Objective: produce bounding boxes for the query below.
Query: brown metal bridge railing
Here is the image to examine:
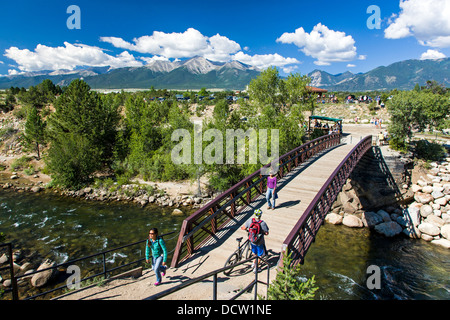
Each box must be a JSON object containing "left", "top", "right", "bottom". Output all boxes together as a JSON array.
[
  {"left": 170, "top": 133, "right": 341, "bottom": 268},
  {"left": 280, "top": 135, "right": 373, "bottom": 266}
]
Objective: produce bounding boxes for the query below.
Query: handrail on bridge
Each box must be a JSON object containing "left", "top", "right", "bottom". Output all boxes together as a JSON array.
[
  {"left": 1, "top": 232, "right": 175, "bottom": 300},
  {"left": 171, "top": 133, "right": 341, "bottom": 268},
  {"left": 281, "top": 135, "right": 373, "bottom": 266},
  {"left": 146, "top": 255, "right": 270, "bottom": 300}
]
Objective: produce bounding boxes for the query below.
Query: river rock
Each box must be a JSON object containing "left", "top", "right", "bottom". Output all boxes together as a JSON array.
[
  {"left": 342, "top": 215, "right": 363, "bottom": 228},
  {"left": 325, "top": 213, "right": 343, "bottom": 225},
  {"left": 31, "top": 259, "right": 55, "bottom": 288},
  {"left": 431, "top": 190, "right": 444, "bottom": 199},
  {"left": 171, "top": 209, "right": 183, "bottom": 216},
  {"left": 431, "top": 238, "right": 450, "bottom": 249},
  {"left": 414, "top": 192, "right": 434, "bottom": 204},
  {"left": 376, "top": 209, "right": 391, "bottom": 222},
  {"left": 374, "top": 221, "right": 403, "bottom": 237},
  {"left": 418, "top": 223, "right": 441, "bottom": 237},
  {"left": 435, "top": 197, "right": 448, "bottom": 206},
  {"left": 425, "top": 215, "right": 445, "bottom": 228},
  {"left": 422, "top": 186, "right": 433, "bottom": 194},
  {"left": 440, "top": 224, "right": 450, "bottom": 240},
  {"left": 419, "top": 205, "right": 433, "bottom": 218},
  {"left": 361, "top": 211, "right": 383, "bottom": 228},
  {"left": 30, "top": 186, "right": 41, "bottom": 193},
  {"left": 0, "top": 253, "right": 8, "bottom": 264}
]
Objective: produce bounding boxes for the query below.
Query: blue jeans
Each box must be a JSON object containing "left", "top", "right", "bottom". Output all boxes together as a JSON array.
[
  {"left": 266, "top": 188, "right": 275, "bottom": 208},
  {"left": 152, "top": 255, "right": 166, "bottom": 283}
]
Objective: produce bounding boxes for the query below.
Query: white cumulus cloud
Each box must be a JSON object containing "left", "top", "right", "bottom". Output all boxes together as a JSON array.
[
  {"left": 101, "top": 28, "right": 241, "bottom": 62},
  {"left": 101, "top": 28, "right": 301, "bottom": 72},
  {"left": 232, "top": 51, "right": 300, "bottom": 73},
  {"left": 276, "top": 23, "right": 358, "bottom": 66},
  {"left": 385, "top": 0, "right": 450, "bottom": 48},
  {"left": 420, "top": 49, "right": 446, "bottom": 60},
  {"left": 4, "top": 42, "right": 143, "bottom": 72}
]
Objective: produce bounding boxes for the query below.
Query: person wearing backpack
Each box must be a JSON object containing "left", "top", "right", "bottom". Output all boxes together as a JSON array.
[
  {"left": 241, "top": 209, "right": 269, "bottom": 272},
  {"left": 145, "top": 228, "right": 168, "bottom": 286}
]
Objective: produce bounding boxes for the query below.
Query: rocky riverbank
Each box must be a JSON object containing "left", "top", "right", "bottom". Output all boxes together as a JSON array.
[
  {"left": 325, "top": 158, "right": 450, "bottom": 249},
  {"left": 0, "top": 170, "right": 211, "bottom": 211}
]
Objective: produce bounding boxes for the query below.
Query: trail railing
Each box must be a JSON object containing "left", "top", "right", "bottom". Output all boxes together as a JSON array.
[
  {"left": 147, "top": 255, "right": 270, "bottom": 300},
  {"left": 0, "top": 232, "right": 174, "bottom": 300},
  {"left": 171, "top": 133, "right": 341, "bottom": 268},
  {"left": 281, "top": 135, "right": 373, "bottom": 266}
]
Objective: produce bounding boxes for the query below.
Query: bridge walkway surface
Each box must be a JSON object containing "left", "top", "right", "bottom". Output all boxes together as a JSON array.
[{"left": 57, "top": 137, "right": 367, "bottom": 301}]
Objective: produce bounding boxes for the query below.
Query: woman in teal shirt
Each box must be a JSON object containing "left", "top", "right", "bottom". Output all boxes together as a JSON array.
[{"left": 145, "top": 228, "right": 168, "bottom": 286}]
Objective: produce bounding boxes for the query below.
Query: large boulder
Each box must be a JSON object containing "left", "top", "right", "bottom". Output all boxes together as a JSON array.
[
  {"left": 30, "top": 259, "right": 55, "bottom": 288},
  {"left": 342, "top": 215, "right": 363, "bottom": 228},
  {"left": 325, "top": 213, "right": 343, "bottom": 225},
  {"left": 361, "top": 211, "right": 383, "bottom": 228},
  {"left": 374, "top": 221, "right": 403, "bottom": 237}
]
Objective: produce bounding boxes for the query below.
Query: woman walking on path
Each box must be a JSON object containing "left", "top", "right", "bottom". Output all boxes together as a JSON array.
[
  {"left": 145, "top": 228, "right": 168, "bottom": 286},
  {"left": 266, "top": 171, "right": 277, "bottom": 210}
]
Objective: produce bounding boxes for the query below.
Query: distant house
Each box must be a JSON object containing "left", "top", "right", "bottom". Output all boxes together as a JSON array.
[{"left": 306, "top": 86, "right": 327, "bottom": 98}]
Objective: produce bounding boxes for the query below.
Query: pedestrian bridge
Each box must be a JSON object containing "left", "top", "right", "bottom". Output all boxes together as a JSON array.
[
  {"left": 171, "top": 134, "right": 373, "bottom": 272},
  {"left": 58, "top": 133, "right": 376, "bottom": 300}
]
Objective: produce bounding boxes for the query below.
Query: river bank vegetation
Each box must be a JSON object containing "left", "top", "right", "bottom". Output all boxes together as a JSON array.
[
  {"left": 1, "top": 68, "right": 312, "bottom": 193},
  {"left": 1, "top": 73, "right": 449, "bottom": 195}
]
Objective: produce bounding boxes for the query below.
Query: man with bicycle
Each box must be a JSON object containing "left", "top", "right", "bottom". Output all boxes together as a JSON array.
[{"left": 241, "top": 209, "right": 269, "bottom": 273}]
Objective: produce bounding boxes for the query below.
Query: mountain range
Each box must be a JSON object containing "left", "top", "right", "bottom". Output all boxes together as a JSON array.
[
  {"left": 0, "top": 57, "right": 260, "bottom": 91},
  {"left": 1, "top": 56, "right": 449, "bottom": 91},
  {"left": 308, "top": 58, "right": 450, "bottom": 91}
]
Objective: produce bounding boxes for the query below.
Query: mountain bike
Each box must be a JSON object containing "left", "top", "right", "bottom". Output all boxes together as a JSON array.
[{"left": 223, "top": 236, "right": 253, "bottom": 276}]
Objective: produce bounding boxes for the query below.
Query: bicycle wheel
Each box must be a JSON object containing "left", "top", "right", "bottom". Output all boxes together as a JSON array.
[{"left": 223, "top": 253, "right": 239, "bottom": 276}]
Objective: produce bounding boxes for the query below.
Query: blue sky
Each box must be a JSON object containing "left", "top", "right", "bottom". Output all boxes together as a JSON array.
[{"left": 1, "top": 0, "right": 449, "bottom": 77}]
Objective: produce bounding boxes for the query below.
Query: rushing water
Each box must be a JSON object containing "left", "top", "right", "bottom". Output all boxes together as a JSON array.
[{"left": 0, "top": 190, "right": 449, "bottom": 300}]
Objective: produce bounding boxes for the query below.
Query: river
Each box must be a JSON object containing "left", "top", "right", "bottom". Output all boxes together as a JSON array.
[{"left": 0, "top": 189, "right": 449, "bottom": 300}]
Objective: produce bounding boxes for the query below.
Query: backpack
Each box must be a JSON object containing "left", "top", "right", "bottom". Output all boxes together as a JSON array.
[{"left": 248, "top": 218, "right": 263, "bottom": 244}]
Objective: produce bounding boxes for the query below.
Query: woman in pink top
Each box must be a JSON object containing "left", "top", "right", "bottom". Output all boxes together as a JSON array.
[{"left": 266, "top": 171, "right": 277, "bottom": 210}]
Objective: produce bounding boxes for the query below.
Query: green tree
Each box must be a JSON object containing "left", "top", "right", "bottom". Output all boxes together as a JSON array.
[
  {"left": 388, "top": 90, "right": 450, "bottom": 150},
  {"left": 46, "top": 79, "right": 119, "bottom": 188},
  {"left": 266, "top": 252, "right": 318, "bottom": 300},
  {"left": 283, "top": 73, "right": 312, "bottom": 107},
  {"left": 24, "top": 105, "right": 46, "bottom": 159},
  {"left": 212, "top": 98, "right": 229, "bottom": 122},
  {"left": 248, "top": 66, "right": 281, "bottom": 109}
]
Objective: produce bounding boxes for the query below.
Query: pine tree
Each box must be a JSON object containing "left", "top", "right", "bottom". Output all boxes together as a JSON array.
[
  {"left": 24, "top": 105, "right": 46, "bottom": 160},
  {"left": 266, "top": 252, "right": 318, "bottom": 300},
  {"left": 46, "top": 79, "right": 119, "bottom": 188}
]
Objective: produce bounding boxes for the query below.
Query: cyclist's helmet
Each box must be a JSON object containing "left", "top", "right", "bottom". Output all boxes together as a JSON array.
[{"left": 254, "top": 209, "right": 262, "bottom": 218}]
